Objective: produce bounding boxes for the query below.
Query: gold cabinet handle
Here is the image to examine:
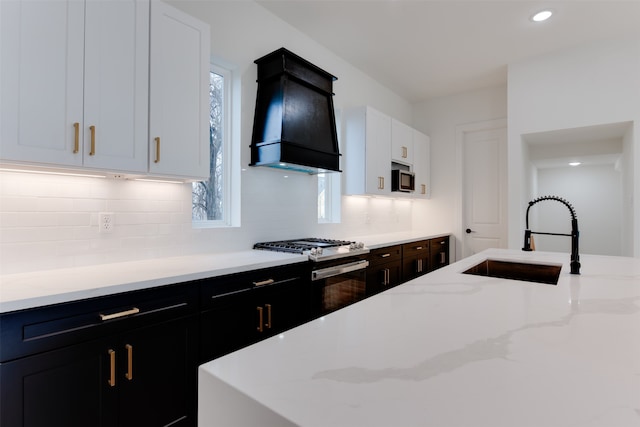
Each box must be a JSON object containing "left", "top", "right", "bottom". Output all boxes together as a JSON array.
[
  {"left": 378, "top": 176, "right": 384, "bottom": 190},
  {"left": 253, "top": 279, "right": 274, "bottom": 287},
  {"left": 125, "top": 344, "right": 133, "bottom": 381},
  {"left": 89, "top": 125, "right": 96, "bottom": 156},
  {"left": 416, "top": 246, "right": 423, "bottom": 250},
  {"left": 256, "top": 306, "right": 263, "bottom": 332},
  {"left": 99, "top": 307, "right": 140, "bottom": 321},
  {"left": 108, "top": 349, "right": 116, "bottom": 387},
  {"left": 154, "top": 137, "right": 160, "bottom": 163},
  {"left": 417, "top": 259, "right": 423, "bottom": 273},
  {"left": 380, "top": 253, "right": 391, "bottom": 258},
  {"left": 440, "top": 252, "right": 446, "bottom": 264},
  {"left": 421, "top": 184, "right": 426, "bottom": 195},
  {"left": 265, "top": 304, "right": 272, "bottom": 329},
  {"left": 402, "top": 146, "right": 408, "bottom": 158},
  {"left": 73, "top": 122, "right": 80, "bottom": 153}
]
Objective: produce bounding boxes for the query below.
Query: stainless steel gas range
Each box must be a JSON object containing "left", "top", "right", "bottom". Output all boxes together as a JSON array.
[{"left": 254, "top": 238, "right": 370, "bottom": 315}]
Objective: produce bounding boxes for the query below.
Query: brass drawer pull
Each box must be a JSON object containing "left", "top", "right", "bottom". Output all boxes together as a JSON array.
[
  {"left": 415, "top": 246, "right": 423, "bottom": 250},
  {"left": 125, "top": 344, "right": 133, "bottom": 381},
  {"left": 253, "top": 279, "right": 274, "bottom": 287},
  {"left": 380, "top": 253, "right": 391, "bottom": 258},
  {"left": 154, "top": 137, "right": 160, "bottom": 163},
  {"left": 378, "top": 176, "right": 384, "bottom": 190},
  {"left": 402, "top": 146, "right": 408, "bottom": 158},
  {"left": 421, "top": 184, "right": 426, "bottom": 194},
  {"left": 257, "top": 306, "right": 264, "bottom": 332},
  {"left": 108, "top": 349, "right": 116, "bottom": 387},
  {"left": 383, "top": 268, "right": 390, "bottom": 286},
  {"left": 89, "top": 125, "right": 96, "bottom": 156},
  {"left": 99, "top": 307, "right": 140, "bottom": 321},
  {"left": 265, "top": 304, "right": 272, "bottom": 329},
  {"left": 73, "top": 122, "right": 80, "bottom": 153}
]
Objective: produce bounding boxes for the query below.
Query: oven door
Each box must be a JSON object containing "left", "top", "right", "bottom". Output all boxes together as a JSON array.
[{"left": 311, "top": 259, "right": 368, "bottom": 316}]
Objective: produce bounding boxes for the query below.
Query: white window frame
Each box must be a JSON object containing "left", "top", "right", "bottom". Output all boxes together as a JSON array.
[
  {"left": 318, "top": 109, "right": 342, "bottom": 223},
  {"left": 192, "top": 62, "right": 239, "bottom": 228}
]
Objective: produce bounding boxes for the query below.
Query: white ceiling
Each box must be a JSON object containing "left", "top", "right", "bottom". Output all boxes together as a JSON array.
[{"left": 257, "top": 0, "right": 640, "bottom": 103}]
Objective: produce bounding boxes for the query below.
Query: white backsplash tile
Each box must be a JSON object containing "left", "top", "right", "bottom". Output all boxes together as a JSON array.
[{"left": 0, "top": 170, "right": 418, "bottom": 274}]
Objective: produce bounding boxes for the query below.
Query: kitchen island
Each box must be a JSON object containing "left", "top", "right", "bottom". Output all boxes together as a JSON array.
[{"left": 199, "top": 249, "right": 640, "bottom": 427}]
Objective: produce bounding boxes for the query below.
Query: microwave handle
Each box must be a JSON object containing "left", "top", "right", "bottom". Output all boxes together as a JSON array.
[{"left": 312, "top": 260, "right": 369, "bottom": 281}]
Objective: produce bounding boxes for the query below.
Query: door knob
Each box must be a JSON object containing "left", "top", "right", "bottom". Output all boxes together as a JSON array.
[{"left": 465, "top": 228, "right": 476, "bottom": 234}]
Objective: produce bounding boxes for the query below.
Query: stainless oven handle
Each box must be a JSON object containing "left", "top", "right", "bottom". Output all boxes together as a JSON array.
[{"left": 312, "top": 260, "right": 369, "bottom": 281}]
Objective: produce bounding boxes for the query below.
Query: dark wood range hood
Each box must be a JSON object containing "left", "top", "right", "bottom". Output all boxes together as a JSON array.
[{"left": 250, "top": 48, "right": 341, "bottom": 174}]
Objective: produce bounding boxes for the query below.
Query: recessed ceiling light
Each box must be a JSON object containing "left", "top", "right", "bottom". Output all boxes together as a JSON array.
[
  {"left": 532, "top": 10, "right": 553, "bottom": 22},
  {"left": 569, "top": 162, "right": 581, "bottom": 166}
]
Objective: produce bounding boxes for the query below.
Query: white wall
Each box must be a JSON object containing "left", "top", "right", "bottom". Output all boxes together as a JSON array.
[
  {"left": 508, "top": 36, "right": 640, "bottom": 256},
  {"left": 412, "top": 86, "right": 508, "bottom": 261},
  {"left": 0, "top": 1, "right": 418, "bottom": 274},
  {"left": 533, "top": 164, "right": 623, "bottom": 256}
]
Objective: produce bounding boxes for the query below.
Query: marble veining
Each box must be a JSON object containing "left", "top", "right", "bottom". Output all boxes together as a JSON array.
[{"left": 313, "top": 294, "right": 640, "bottom": 385}]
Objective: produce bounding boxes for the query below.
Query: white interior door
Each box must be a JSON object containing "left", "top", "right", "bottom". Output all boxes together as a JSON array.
[{"left": 461, "top": 124, "right": 508, "bottom": 257}]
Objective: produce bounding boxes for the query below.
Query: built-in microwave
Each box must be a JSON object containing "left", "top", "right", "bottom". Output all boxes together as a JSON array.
[{"left": 391, "top": 169, "right": 415, "bottom": 192}]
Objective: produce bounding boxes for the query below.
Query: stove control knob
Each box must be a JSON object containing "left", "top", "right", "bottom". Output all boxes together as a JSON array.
[
  {"left": 349, "top": 242, "right": 357, "bottom": 250},
  {"left": 310, "top": 248, "right": 317, "bottom": 255},
  {"left": 316, "top": 247, "right": 323, "bottom": 255},
  {"left": 357, "top": 242, "right": 365, "bottom": 249}
]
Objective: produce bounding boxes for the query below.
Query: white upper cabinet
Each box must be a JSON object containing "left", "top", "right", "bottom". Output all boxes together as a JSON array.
[
  {"left": 1, "top": 0, "right": 149, "bottom": 173},
  {"left": 412, "top": 129, "right": 431, "bottom": 199},
  {"left": 391, "top": 119, "right": 413, "bottom": 165},
  {"left": 148, "top": 1, "right": 210, "bottom": 179},
  {"left": 344, "top": 106, "right": 392, "bottom": 196},
  {"left": 345, "top": 106, "right": 431, "bottom": 199},
  {"left": 83, "top": 0, "right": 149, "bottom": 172},
  {"left": 1, "top": 0, "right": 85, "bottom": 167}
]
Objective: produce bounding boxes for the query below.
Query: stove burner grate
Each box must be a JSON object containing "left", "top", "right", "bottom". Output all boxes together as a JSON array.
[{"left": 253, "top": 238, "right": 354, "bottom": 254}]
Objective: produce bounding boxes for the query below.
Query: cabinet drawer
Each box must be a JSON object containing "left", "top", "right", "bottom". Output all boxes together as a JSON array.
[
  {"left": 402, "top": 240, "right": 429, "bottom": 257},
  {"left": 200, "top": 262, "right": 309, "bottom": 308},
  {"left": 0, "top": 282, "right": 198, "bottom": 362},
  {"left": 367, "top": 245, "right": 402, "bottom": 267}
]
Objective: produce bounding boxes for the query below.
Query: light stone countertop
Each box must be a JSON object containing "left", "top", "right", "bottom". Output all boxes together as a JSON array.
[
  {"left": 0, "top": 232, "right": 448, "bottom": 313},
  {"left": 0, "top": 250, "right": 307, "bottom": 313},
  {"left": 198, "top": 248, "right": 640, "bottom": 427}
]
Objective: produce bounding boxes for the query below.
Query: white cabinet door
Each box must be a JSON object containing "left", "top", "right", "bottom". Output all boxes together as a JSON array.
[
  {"left": 149, "top": 1, "right": 210, "bottom": 179},
  {"left": 344, "top": 106, "right": 391, "bottom": 196},
  {"left": 1, "top": 0, "right": 149, "bottom": 173},
  {"left": 1, "top": 0, "right": 84, "bottom": 166},
  {"left": 83, "top": 0, "right": 149, "bottom": 173},
  {"left": 391, "top": 119, "right": 413, "bottom": 165},
  {"left": 412, "top": 130, "right": 430, "bottom": 199}
]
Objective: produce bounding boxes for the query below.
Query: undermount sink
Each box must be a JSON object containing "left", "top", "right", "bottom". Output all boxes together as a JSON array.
[{"left": 462, "top": 259, "right": 562, "bottom": 285}]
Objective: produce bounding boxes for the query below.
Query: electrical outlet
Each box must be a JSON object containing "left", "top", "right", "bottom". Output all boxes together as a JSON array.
[{"left": 99, "top": 212, "right": 114, "bottom": 234}]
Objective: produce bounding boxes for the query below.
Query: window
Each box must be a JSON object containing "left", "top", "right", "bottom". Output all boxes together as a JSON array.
[{"left": 192, "top": 64, "right": 232, "bottom": 225}]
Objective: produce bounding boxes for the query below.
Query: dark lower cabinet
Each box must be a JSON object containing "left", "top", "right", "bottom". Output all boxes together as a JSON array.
[
  {"left": 430, "top": 236, "right": 450, "bottom": 271},
  {"left": 0, "top": 283, "right": 199, "bottom": 427},
  {"left": 1, "top": 339, "right": 107, "bottom": 427},
  {"left": 366, "top": 245, "right": 402, "bottom": 296},
  {"left": 200, "top": 262, "right": 309, "bottom": 362},
  {"left": 402, "top": 239, "right": 431, "bottom": 282},
  {"left": 117, "top": 317, "right": 197, "bottom": 427}
]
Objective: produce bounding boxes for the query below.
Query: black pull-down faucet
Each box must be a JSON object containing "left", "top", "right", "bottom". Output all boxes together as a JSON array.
[{"left": 522, "top": 196, "right": 581, "bottom": 275}]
